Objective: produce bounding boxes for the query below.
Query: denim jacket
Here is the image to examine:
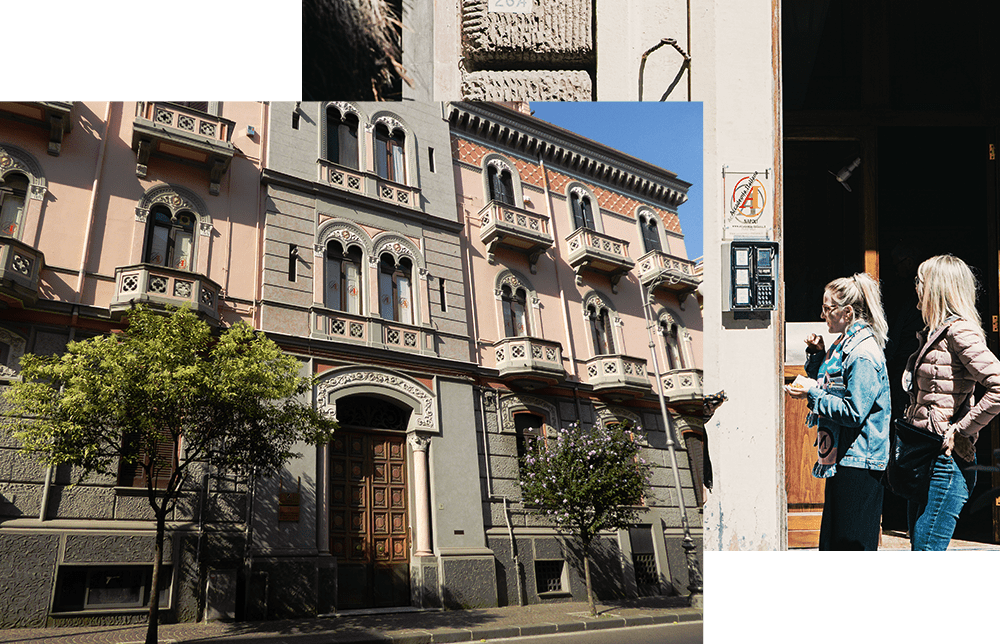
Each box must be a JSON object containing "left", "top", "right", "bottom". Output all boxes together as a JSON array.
[{"left": 804, "top": 325, "right": 891, "bottom": 471}]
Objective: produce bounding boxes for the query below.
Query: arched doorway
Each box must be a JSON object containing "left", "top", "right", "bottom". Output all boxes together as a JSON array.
[{"left": 329, "top": 395, "right": 411, "bottom": 608}]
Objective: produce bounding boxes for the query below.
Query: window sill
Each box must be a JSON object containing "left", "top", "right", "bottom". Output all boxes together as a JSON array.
[
  {"left": 537, "top": 591, "right": 572, "bottom": 599},
  {"left": 114, "top": 486, "right": 169, "bottom": 497}
]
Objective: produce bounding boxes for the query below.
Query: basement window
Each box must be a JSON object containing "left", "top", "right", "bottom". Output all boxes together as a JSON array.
[
  {"left": 535, "top": 559, "right": 568, "bottom": 596},
  {"left": 52, "top": 565, "right": 172, "bottom": 613}
]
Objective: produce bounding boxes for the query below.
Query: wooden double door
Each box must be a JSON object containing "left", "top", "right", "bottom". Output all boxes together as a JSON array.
[{"left": 330, "top": 430, "right": 410, "bottom": 608}]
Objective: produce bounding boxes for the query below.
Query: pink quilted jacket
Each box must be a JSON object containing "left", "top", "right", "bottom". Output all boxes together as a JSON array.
[{"left": 903, "top": 318, "right": 1000, "bottom": 461}]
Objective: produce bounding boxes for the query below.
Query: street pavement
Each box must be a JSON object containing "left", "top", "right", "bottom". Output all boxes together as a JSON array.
[{"left": 0, "top": 595, "right": 702, "bottom": 644}]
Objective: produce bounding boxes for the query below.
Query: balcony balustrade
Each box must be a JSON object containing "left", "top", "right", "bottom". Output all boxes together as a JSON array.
[
  {"left": 317, "top": 159, "right": 421, "bottom": 211},
  {"left": 0, "top": 236, "right": 43, "bottom": 306},
  {"left": 660, "top": 367, "right": 704, "bottom": 405},
  {"left": 111, "top": 264, "right": 221, "bottom": 323},
  {"left": 565, "top": 228, "right": 635, "bottom": 293},
  {"left": 583, "top": 354, "right": 651, "bottom": 400},
  {"left": 312, "top": 308, "right": 437, "bottom": 356},
  {"left": 637, "top": 250, "right": 701, "bottom": 297},
  {"left": 493, "top": 336, "right": 565, "bottom": 390},
  {"left": 479, "top": 201, "right": 553, "bottom": 273},
  {"left": 132, "top": 102, "right": 236, "bottom": 195}
]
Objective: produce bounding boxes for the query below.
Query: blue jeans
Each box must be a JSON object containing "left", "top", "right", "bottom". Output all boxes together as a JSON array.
[{"left": 907, "top": 452, "right": 976, "bottom": 551}]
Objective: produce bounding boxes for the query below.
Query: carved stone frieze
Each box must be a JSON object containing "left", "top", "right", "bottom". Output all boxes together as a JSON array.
[
  {"left": 0, "top": 328, "right": 27, "bottom": 378},
  {"left": 317, "top": 368, "right": 436, "bottom": 431},
  {"left": 499, "top": 393, "right": 558, "bottom": 433},
  {"left": 407, "top": 434, "right": 431, "bottom": 452}
]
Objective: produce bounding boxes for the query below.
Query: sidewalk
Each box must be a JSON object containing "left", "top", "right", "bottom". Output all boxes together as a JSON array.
[
  {"left": 0, "top": 596, "right": 702, "bottom": 644},
  {"left": 877, "top": 530, "right": 1000, "bottom": 551}
]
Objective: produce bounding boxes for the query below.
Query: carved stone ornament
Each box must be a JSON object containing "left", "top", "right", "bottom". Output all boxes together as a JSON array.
[
  {"left": 569, "top": 185, "right": 590, "bottom": 200},
  {"left": 328, "top": 101, "right": 360, "bottom": 119},
  {"left": 137, "top": 184, "right": 211, "bottom": 228},
  {"left": 373, "top": 235, "right": 422, "bottom": 267},
  {"left": 317, "top": 368, "right": 437, "bottom": 431},
  {"left": 499, "top": 393, "right": 558, "bottom": 433},
  {"left": 0, "top": 144, "right": 47, "bottom": 197},
  {"left": 199, "top": 221, "right": 213, "bottom": 237},
  {"left": 408, "top": 434, "right": 431, "bottom": 451},
  {"left": 0, "top": 328, "right": 27, "bottom": 378},
  {"left": 373, "top": 115, "right": 405, "bottom": 134},
  {"left": 582, "top": 293, "right": 607, "bottom": 318},
  {"left": 496, "top": 271, "right": 528, "bottom": 294},
  {"left": 314, "top": 243, "right": 325, "bottom": 256},
  {"left": 594, "top": 405, "right": 641, "bottom": 430},
  {"left": 486, "top": 156, "right": 513, "bottom": 175}
]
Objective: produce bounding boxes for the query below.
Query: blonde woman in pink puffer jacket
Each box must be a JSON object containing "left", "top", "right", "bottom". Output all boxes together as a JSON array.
[{"left": 902, "top": 254, "right": 1000, "bottom": 550}]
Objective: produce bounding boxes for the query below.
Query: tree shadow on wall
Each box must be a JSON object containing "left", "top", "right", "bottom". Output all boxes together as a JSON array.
[{"left": 302, "top": 0, "right": 406, "bottom": 101}]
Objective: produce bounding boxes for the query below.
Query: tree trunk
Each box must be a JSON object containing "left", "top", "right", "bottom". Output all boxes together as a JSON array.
[
  {"left": 145, "top": 511, "right": 166, "bottom": 644},
  {"left": 582, "top": 540, "right": 596, "bottom": 617}
]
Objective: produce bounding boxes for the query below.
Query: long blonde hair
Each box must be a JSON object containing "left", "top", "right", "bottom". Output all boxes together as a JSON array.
[
  {"left": 825, "top": 272, "right": 889, "bottom": 348},
  {"left": 916, "top": 254, "right": 982, "bottom": 334}
]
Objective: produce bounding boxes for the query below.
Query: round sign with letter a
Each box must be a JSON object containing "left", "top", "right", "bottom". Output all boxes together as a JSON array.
[{"left": 730, "top": 175, "right": 767, "bottom": 223}]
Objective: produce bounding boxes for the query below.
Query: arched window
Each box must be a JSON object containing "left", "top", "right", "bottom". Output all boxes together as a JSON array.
[
  {"left": 0, "top": 172, "right": 29, "bottom": 238},
  {"left": 514, "top": 411, "right": 547, "bottom": 464},
  {"left": 588, "top": 303, "right": 616, "bottom": 355},
  {"left": 145, "top": 206, "right": 195, "bottom": 270},
  {"left": 326, "top": 106, "right": 360, "bottom": 170},
  {"left": 378, "top": 253, "right": 413, "bottom": 324},
  {"left": 501, "top": 284, "right": 529, "bottom": 337},
  {"left": 488, "top": 164, "right": 515, "bottom": 205},
  {"left": 570, "top": 190, "right": 595, "bottom": 230},
  {"left": 659, "top": 317, "right": 688, "bottom": 370},
  {"left": 325, "top": 240, "right": 363, "bottom": 313},
  {"left": 375, "top": 124, "right": 406, "bottom": 183},
  {"left": 640, "top": 212, "right": 662, "bottom": 253}
]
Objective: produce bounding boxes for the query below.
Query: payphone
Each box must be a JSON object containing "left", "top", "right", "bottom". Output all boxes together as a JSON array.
[{"left": 722, "top": 240, "right": 779, "bottom": 314}]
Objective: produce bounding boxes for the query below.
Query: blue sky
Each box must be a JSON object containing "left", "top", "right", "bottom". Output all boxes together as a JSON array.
[{"left": 528, "top": 102, "right": 703, "bottom": 261}]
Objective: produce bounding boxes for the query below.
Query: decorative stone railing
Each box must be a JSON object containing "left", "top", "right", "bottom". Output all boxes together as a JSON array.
[
  {"left": 137, "top": 102, "right": 233, "bottom": 143},
  {"left": 637, "top": 250, "right": 701, "bottom": 295},
  {"left": 0, "top": 236, "right": 44, "bottom": 305},
  {"left": 565, "top": 228, "right": 635, "bottom": 293},
  {"left": 110, "top": 264, "right": 221, "bottom": 323},
  {"left": 312, "top": 308, "right": 436, "bottom": 356},
  {"left": 660, "top": 367, "right": 704, "bottom": 404},
  {"left": 479, "top": 200, "right": 553, "bottom": 273},
  {"left": 583, "top": 354, "right": 651, "bottom": 398},
  {"left": 316, "top": 160, "right": 421, "bottom": 210},
  {"left": 493, "top": 336, "right": 565, "bottom": 389}
]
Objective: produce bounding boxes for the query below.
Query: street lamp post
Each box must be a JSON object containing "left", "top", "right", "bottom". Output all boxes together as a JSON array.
[{"left": 640, "top": 281, "right": 703, "bottom": 608}]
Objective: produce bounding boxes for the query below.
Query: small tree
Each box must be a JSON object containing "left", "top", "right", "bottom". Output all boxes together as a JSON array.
[
  {"left": 519, "top": 422, "right": 652, "bottom": 616},
  {"left": 3, "top": 305, "right": 335, "bottom": 644}
]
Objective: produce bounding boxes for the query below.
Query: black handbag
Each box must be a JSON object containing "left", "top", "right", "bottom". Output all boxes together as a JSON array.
[{"left": 885, "top": 417, "right": 943, "bottom": 499}]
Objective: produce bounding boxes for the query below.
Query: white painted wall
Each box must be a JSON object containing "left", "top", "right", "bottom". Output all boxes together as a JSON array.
[{"left": 694, "top": 0, "right": 785, "bottom": 551}]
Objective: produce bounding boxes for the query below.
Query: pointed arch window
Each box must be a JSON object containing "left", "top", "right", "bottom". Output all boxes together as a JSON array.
[
  {"left": 588, "top": 304, "right": 615, "bottom": 356},
  {"left": 379, "top": 254, "right": 413, "bottom": 324},
  {"left": 145, "top": 206, "right": 195, "bottom": 271},
  {"left": 640, "top": 213, "right": 662, "bottom": 253},
  {"left": 0, "top": 172, "right": 29, "bottom": 238},
  {"left": 501, "top": 284, "right": 529, "bottom": 337},
  {"left": 326, "top": 107, "right": 360, "bottom": 170},
  {"left": 659, "top": 318, "right": 687, "bottom": 370},
  {"left": 325, "top": 240, "right": 363, "bottom": 314},
  {"left": 375, "top": 124, "right": 406, "bottom": 183},
  {"left": 488, "top": 165, "right": 515, "bottom": 205},
  {"left": 570, "top": 191, "right": 595, "bottom": 230}
]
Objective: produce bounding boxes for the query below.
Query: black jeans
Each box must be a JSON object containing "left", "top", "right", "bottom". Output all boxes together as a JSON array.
[{"left": 819, "top": 465, "right": 884, "bottom": 550}]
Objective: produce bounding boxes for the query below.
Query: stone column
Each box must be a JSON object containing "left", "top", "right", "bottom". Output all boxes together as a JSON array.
[{"left": 408, "top": 433, "right": 433, "bottom": 556}]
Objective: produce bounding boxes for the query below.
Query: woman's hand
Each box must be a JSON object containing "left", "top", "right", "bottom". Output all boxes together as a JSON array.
[
  {"left": 805, "top": 333, "right": 825, "bottom": 354},
  {"left": 942, "top": 425, "right": 958, "bottom": 456},
  {"left": 785, "top": 376, "right": 818, "bottom": 398}
]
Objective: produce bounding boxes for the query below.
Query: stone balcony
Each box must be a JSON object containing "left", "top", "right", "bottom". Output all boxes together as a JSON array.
[
  {"left": 583, "top": 354, "right": 651, "bottom": 401},
  {"left": 110, "top": 264, "right": 221, "bottom": 323},
  {"left": 312, "top": 308, "right": 437, "bottom": 356},
  {"left": 493, "top": 336, "right": 565, "bottom": 390},
  {"left": 317, "top": 159, "right": 422, "bottom": 211},
  {"left": 479, "top": 200, "right": 553, "bottom": 273},
  {"left": 660, "top": 367, "right": 704, "bottom": 407},
  {"left": 0, "top": 236, "right": 44, "bottom": 306},
  {"left": 0, "top": 102, "right": 74, "bottom": 155},
  {"left": 636, "top": 250, "right": 701, "bottom": 297},
  {"left": 131, "top": 102, "right": 236, "bottom": 195},
  {"left": 565, "top": 228, "right": 635, "bottom": 293}
]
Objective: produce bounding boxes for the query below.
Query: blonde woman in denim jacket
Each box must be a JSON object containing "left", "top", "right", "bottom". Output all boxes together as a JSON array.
[
  {"left": 903, "top": 255, "right": 1000, "bottom": 550},
  {"left": 787, "top": 273, "right": 891, "bottom": 550}
]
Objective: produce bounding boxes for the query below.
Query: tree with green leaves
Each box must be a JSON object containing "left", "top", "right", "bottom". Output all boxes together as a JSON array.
[
  {"left": 519, "top": 422, "right": 652, "bottom": 616},
  {"left": 3, "top": 305, "right": 335, "bottom": 644}
]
